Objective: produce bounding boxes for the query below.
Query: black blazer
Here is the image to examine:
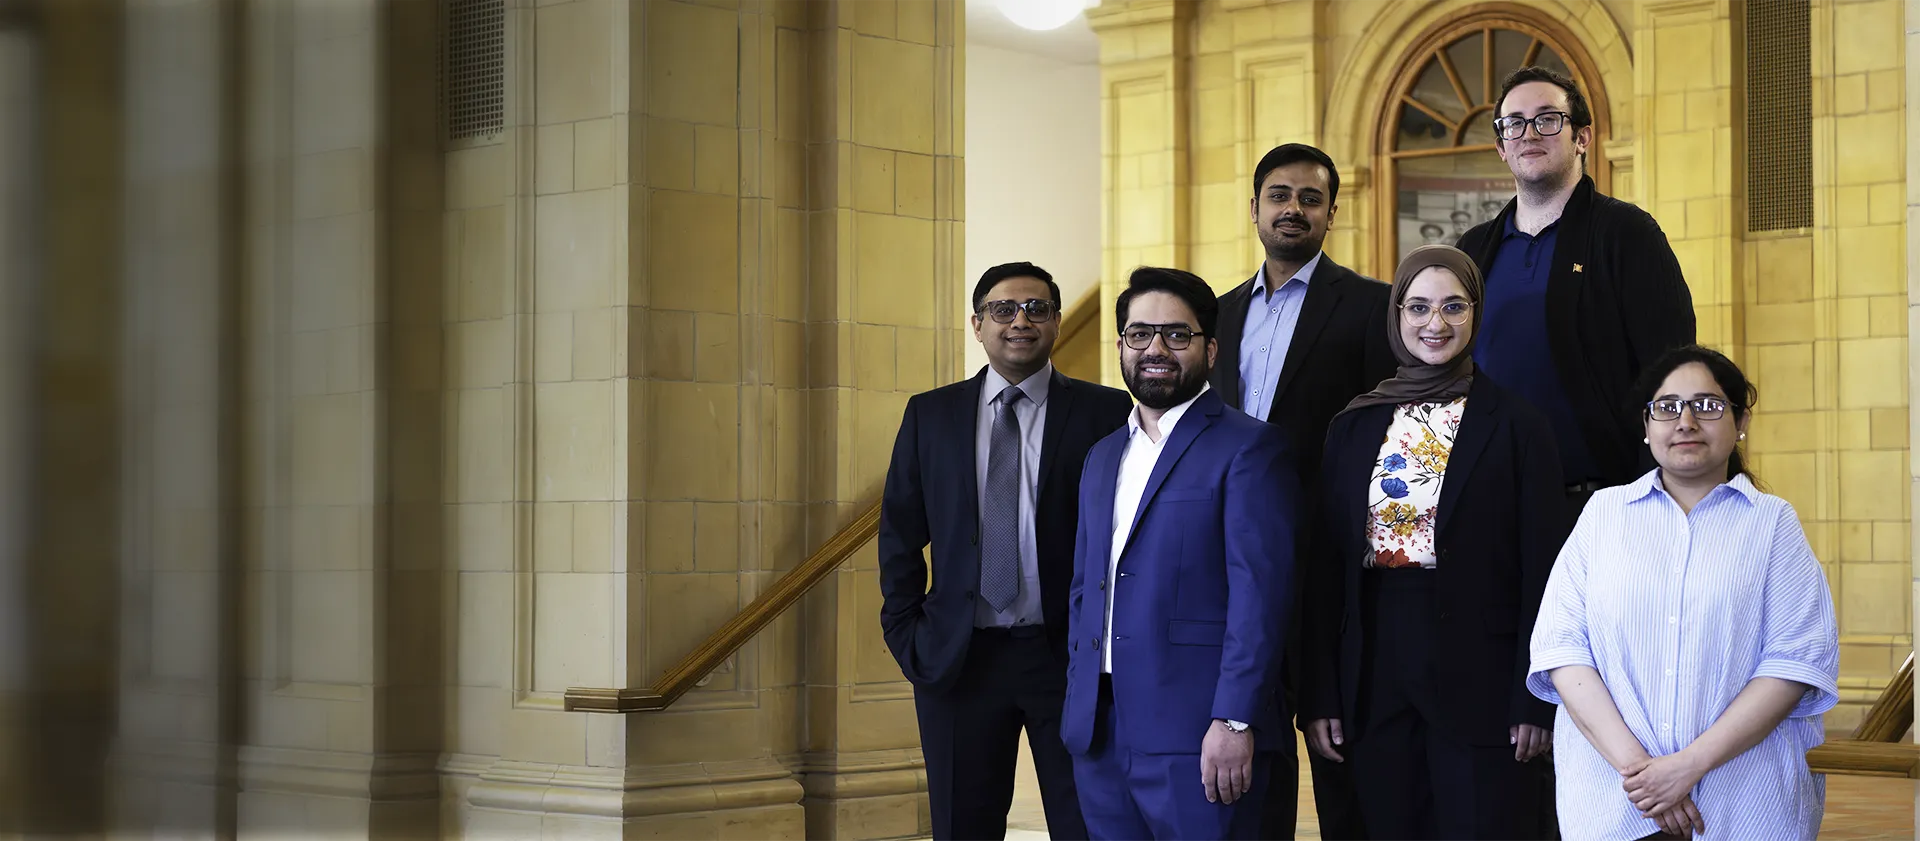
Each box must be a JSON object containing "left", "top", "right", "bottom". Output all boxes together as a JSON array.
[
  {"left": 1456, "top": 175, "right": 1695, "bottom": 487},
  {"left": 1209, "top": 254, "right": 1398, "bottom": 480},
  {"left": 877, "top": 367, "right": 1133, "bottom": 693},
  {"left": 1301, "top": 375, "right": 1567, "bottom": 746}
]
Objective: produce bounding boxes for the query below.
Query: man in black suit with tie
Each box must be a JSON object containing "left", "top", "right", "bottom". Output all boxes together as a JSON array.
[
  {"left": 1208, "top": 144, "right": 1397, "bottom": 840},
  {"left": 879, "top": 262, "right": 1134, "bottom": 841}
]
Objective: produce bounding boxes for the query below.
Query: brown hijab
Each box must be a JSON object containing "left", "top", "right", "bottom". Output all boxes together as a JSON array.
[{"left": 1340, "top": 244, "right": 1486, "bottom": 415}]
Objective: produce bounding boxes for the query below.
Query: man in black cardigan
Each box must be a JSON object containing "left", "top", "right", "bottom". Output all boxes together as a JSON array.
[
  {"left": 1457, "top": 66, "right": 1695, "bottom": 506},
  {"left": 1456, "top": 66, "right": 1694, "bottom": 840}
]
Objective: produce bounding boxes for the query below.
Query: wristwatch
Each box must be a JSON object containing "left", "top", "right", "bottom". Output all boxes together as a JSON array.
[{"left": 1219, "top": 719, "right": 1250, "bottom": 732}]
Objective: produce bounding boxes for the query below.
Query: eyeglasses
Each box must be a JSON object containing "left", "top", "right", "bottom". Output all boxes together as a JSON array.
[
  {"left": 1646, "top": 397, "right": 1730, "bottom": 422},
  {"left": 977, "top": 299, "right": 1058, "bottom": 324},
  {"left": 1399, "top": 300, "right": 1473, "bottom": 327},
  {"left": 1121, "top": 324, "right": 1204, "bottom": 351},
  {"left": 1492, "top": 111, "right": 1575, "bottom": 141}
]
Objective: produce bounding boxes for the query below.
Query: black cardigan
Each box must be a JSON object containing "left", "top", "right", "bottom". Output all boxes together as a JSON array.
[{"left": 1456, "top": 175, "right": 1695, "bottom": 487}]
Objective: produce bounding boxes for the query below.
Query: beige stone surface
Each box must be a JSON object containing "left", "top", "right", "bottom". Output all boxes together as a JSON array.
[{"left": 17, "top": 0, "right": 1920, "bottom": 835}]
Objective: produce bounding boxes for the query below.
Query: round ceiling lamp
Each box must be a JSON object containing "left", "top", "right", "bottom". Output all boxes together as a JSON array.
[{"left": 996, "top": 0, "right": 1093, "bottom": 31}]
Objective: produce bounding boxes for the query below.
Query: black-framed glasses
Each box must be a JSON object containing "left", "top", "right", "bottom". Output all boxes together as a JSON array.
[
  {"left": 977, "top": 299, "right": 1058, "bottom": 324},
  {"left": 1646, "top": 397, "right": 1730, "bottom": 422},
  {"left": 1121, "top": 324, "right": 1204, "bottom": 351},
  {"left": 1399, "top": 300, "right": 1473, "bottom": 327},
  {"left": 1493, "top": 110, "right": 1575, "bottom": 141}
]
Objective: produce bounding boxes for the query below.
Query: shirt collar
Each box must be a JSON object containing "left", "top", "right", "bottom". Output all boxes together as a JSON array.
[
  {"left": 1502, "top": 212, "right": 1559, "bottom": 240},
  {"left": 1126, "top": 383, "right": 1209, "bottom": 441},
  {"left": 1628, "top": 468, "right": 1761, "bottom": 506},
  {"left": 983, "top": 362, "right": 1054, "bottom": 409},
  {"left": 1254, "top": 251, "right": 1324, "bottom": 296}
]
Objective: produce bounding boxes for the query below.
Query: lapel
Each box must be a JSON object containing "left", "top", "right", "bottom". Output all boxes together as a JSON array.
[
  {"left": 1122, "top": 389, "right": 1221, "bottom": 555},
  {"left": 1270, "top": 256, "right": 1349, "bottom": 413},
  {"left": 1435, "top": 376, "right": 1498, "bottom": 541},
  {"left": 1086, "top": 429, "right": 1126, "bottom": 571},
  {"left": 1345, "top": 405, "right": 1396, "bottom": 551},
  {"left": 1036, "top": 368, "right": 1073, "bottom": 501},
  {"left": 957, "top": 368, "right": 987, "bottom": 528},
  {"left": 1212, "top": 276, "right": 1256, "bottom": 410}
]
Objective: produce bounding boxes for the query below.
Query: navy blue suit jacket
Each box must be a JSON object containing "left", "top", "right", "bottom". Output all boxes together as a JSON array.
[
  {"left": 878, "top": 367, "right": 1133, "bottom": 693},
  {"left": 1061, "top": 388, "right": 1299, "bottom": 756}
]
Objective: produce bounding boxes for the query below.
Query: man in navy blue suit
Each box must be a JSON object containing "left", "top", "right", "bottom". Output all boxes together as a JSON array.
[
  {"left": 1062, "top": 266, "right": 1298, "bottom": 840},
  {"left": 879, "top": 262, "right": 1133, "bottom": 841}
]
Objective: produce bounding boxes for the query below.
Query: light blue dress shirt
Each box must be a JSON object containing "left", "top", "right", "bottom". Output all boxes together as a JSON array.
[
  {"left": 973, "top": 363, "right": 1050, "bottom": 628},
  {"left": 1237, "top": 251, "right": 1321, "bottom": 421},
  {"left": 1529, "top": 471, "right": 1839, "bottom": 841}
]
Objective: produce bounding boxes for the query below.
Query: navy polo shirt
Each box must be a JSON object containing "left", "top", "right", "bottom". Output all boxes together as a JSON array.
[{"left": 1471, "top": 215, "right": 1598, "bottom": 484}]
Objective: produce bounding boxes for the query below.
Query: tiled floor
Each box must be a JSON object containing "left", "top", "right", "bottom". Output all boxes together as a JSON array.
[{"left": 1006, "top": 733, "right": 1916, "bottom": 839}]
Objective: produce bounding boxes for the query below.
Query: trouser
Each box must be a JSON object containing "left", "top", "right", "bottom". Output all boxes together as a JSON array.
[
  {"left": 912, "top": 627, "right": 1088, "bottom": 841},
  {"left": 1071, "top": 674, "right": 1271, "bottom": 840},
  {"left": 1348, "top": 569, "right": 1542, "bottom": 839}
]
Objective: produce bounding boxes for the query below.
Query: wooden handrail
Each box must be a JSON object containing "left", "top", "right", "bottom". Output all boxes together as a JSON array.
[
  {"left": 1853, "top": 652, "right": 1914, "bottom": 742},
  {"left": 1057, "top": 284, "right": 1101, "bottom": 349},
  {"left": 1807, "top": 651, "right": 1919, "bottom": 778},
  {"left": 564, "top": 499, "right": 882, "bottom": 712}
]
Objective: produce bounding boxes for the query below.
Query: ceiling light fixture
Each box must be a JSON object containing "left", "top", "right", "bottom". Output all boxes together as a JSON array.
[{"left": 996, "top": 0, "right": 1094, "bottom": 32}]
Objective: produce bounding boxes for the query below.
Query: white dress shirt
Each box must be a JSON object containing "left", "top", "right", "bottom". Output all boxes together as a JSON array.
[
  {"left": 974, "top": 363, "right": 1051, "bottom": 628},
  {"left": 1103, "top": 383, "right": 1209, "bottom": 673}
]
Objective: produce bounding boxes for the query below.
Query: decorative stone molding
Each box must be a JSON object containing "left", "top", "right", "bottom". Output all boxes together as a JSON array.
[
  {"left": 465, "top": 757, "right": 803, "bottom": 819},
  {"left": 237, "top": 747, "right": 440, "bottom": 802}
]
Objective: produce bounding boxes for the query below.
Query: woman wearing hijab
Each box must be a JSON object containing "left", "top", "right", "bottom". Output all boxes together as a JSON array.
[{"left": 1299, "top": 245, "right": 1570, "bottom": 838}]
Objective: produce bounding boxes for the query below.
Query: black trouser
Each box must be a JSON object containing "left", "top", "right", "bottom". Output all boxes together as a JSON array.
[
  {"left": 912, "top": 626, "right": 1088, "bottom": 841},
  {"left": 1348, "top": 569, "right": 1541, "bottom": 839},
  {"left": 1262, "top": 714, "right": 1368, "bottom": 839}
]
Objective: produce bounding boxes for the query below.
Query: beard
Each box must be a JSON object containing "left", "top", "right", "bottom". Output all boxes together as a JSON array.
[
  {"left": 1122, "top": 354, "right": 1210, "bottom": 411},
  {"left": 1258, "top": 219, "right": 1323, "bottom": 264}
]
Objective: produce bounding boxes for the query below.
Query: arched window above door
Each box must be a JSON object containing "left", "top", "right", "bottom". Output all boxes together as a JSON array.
[{"left": 1375, "top": 11, "right": 1609, "bottom": 268}]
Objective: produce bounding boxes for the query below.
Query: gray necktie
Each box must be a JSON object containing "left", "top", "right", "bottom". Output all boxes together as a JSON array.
[{"left": 980, "top": 386, "right": 1025, "bottom": 613}]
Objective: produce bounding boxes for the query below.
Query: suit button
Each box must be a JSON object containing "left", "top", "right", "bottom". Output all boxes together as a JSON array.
[
  {"left": 1098, "top": 580, "right": 1106, "bottom": 591},
  {"left": 1093, "top": 639, "right": 1101, "bottom": 651},
  {"left": 965, "top": 591, "right": 975, "bottom": 600},
  {"left": 1073, "top": 641, "right": 1079, "bottom": 651}
]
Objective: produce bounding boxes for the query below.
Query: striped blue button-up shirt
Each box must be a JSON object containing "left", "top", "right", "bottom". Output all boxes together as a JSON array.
[
  {"left": 1236, "top": 252, "right": 1318, "bottom": 422},
  {"left": 1529, "top": 470, "right": 1839, "bottom": 841}
]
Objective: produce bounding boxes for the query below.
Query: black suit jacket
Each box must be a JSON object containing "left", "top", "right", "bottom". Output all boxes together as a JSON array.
[
  {"left": 1209, "top": 254, "right": 1398, "bottom": 481},
  {"left": 1209, "top": 254, "right": 1397, "bottom": 717},
  {"left": 1302, "top": 375, "right": 1567, "bottom": 746},
  {"left": 878, "top": 366, "right": 1133, "bottom": 693},
  {"left": 1456, "top": 175, "right": 1695, "bottom": 486}
]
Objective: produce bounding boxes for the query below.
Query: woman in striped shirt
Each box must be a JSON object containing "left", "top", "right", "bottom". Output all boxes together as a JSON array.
[{"left": 1528, "top": 345, "right": 1839, "bottom": 840}]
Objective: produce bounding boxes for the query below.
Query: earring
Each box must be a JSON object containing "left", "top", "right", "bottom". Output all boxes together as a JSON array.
[
  {"left": 1643, "top": 437, "right": 1650, "bottom": 444},
  {"left": 1738, "top": 432, "right": 1746, "bottom": 441}
]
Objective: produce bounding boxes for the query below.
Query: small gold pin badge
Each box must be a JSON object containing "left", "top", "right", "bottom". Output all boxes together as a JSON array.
[{"left": 1572, "top": 263, "right": 1584, "bottom": 273}]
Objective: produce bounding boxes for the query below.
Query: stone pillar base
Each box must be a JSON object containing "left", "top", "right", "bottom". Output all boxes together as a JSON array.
[
  {"left": 460, "top": 757, "right": 805, "bottom": 840},
  {"left": 800, "top": 748, "right": 928, "bottom": 841}
]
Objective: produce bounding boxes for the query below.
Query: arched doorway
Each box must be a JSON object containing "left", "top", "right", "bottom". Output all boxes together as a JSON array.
[{"left": 1372, "top": 6, "right": 1612, "bottom": 270}]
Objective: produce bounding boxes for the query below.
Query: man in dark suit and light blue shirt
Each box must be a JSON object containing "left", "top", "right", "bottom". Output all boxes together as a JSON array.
[
  {"left": 1210, "top": 143, "right": 1393, "bottom": 840},
  {"left": 1063, "top": 266, "right": 1296, "bottom": 841},
  {"left": 879, "top": 262, "right": 1133, "bottom": 841}
]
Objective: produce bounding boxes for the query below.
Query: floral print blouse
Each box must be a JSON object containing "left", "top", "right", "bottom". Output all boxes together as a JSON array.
[{"left": 1364, "top": 397, "right": 1466, "bottom": 569}]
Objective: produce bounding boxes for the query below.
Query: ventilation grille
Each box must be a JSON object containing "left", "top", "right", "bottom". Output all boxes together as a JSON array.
[
  {"left": 1745, "top": 0, "right": 1811, "bottom": 232},
  {"left": 443, "top": 0, "right": 504, "bottom": 142}
]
